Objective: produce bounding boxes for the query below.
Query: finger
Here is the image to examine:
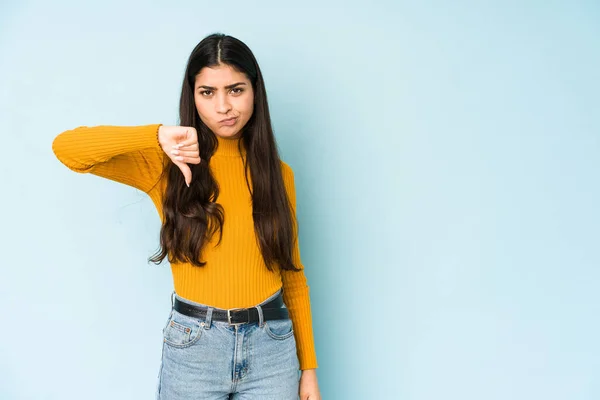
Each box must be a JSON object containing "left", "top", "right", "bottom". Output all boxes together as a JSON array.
[
  {"left": 174, "top": 129, "right": 197, "bottom": 147},
  {"left": 170, "top": 149, "right": 199, "bottom": 158},
  {"left": 172, "top": 129, "right": 189, "bottom": 144},
  {"left": 173, "top": 155, "right": 201, "bottom": 164},
  {"left": 172, "top": 143, "right": 198, "bottom": 151}
]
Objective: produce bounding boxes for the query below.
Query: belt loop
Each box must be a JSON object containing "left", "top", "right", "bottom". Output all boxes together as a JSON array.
[
  {"left": 256, "top": 305, "right": 264, "bottom": 327},
  {"left": 204, "top": 307, "right": 213, "bottom": 330},
  {"left": 171, "top": 291, "right": 175, "bottom": 308}
]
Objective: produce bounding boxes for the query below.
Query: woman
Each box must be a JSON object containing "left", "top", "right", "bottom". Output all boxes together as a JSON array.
[{"left": 52, "top": 33, "right": 321, "bottom": 400}]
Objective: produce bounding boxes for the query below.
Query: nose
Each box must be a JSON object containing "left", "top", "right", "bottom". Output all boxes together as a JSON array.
[{"left": 215, "top": 92, "right": 231, "bottom": 114}]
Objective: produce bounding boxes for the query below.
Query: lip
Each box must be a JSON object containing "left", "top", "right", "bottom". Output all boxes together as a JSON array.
[{"left": 219, "top": 117, "right": 238, "bottom": 124}]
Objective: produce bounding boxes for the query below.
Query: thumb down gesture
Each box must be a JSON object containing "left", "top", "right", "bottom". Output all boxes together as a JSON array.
[{"left": 158, "top": 125, "right": 201, "bottom": 187}]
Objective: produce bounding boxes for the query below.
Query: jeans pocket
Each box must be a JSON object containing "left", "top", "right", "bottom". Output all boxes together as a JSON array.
[
  {"left": 162, "top": 310, "right": 203, "bottom": 348},
  {"left": 264, "top": 317, "right": 295, "bottom": 340}
]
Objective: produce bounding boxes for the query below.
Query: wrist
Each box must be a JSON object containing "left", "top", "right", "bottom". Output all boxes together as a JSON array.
[{"left": 157, "top": 125, "right": 164, "bottom": 145}]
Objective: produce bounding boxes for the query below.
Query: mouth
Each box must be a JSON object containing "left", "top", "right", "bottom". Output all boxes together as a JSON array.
[{"left": 219, "top": 117, "right": 237, "bottom": 123}]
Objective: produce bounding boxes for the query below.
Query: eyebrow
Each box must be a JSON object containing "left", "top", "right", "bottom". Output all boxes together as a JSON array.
[{"left": 196, "top": 82, "right": 246, "bottom": 90}]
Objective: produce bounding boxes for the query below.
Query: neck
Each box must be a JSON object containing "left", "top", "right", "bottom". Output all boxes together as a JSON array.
[{"left": 214, "top": 134, "right": 247, "bottom": 157}]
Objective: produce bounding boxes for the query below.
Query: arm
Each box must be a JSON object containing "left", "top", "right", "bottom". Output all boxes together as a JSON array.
[
  {"left": 280, "top": 161, "right": 319, "bottom": 371},
  {"left": 51, "top": 124, "right": 168, "bottom": 194}
]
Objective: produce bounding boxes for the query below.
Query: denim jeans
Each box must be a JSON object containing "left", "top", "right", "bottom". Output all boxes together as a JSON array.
[{"left": 155, "top": 288, "right": 301, "bottom": 399}]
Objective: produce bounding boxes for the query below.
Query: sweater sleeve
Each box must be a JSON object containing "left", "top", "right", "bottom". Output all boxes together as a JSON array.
[
  {"left": 280, "top": 162, "right": 319, "bottom": 370},
  {"left": 51, "top": 124, "right": 167, "bottom": 194}
]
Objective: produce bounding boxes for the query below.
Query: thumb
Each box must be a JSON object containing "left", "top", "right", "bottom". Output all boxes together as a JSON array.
[{"left": 174, "top": 161, "right": 192, "bottom": 187}]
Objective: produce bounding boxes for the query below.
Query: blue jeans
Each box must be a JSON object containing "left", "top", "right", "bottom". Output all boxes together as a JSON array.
[{"left": 155, "top": 288, "right": 301, "bottom": 399}]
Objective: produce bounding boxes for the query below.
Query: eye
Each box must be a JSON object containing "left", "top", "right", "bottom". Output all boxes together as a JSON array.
[{"left": 199, "top": 88, "right": 244, "bottom": 97}]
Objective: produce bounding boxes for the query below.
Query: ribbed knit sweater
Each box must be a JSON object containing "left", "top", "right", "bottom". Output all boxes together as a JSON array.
[{"left": 51, "top": 123, "right": 318, "bottom": 370}]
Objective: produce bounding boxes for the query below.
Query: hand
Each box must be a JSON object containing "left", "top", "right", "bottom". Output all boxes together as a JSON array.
[
  {"left": 299, "top": 369, "right": 321, "bottom": 400},
  {"left": 158, "top": 125, "right": 201, "bottom": 187}
]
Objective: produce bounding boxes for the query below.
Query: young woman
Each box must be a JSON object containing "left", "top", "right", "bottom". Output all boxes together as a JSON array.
[{"left": 52, "top": 33, "right": 321, "bottom": 400}]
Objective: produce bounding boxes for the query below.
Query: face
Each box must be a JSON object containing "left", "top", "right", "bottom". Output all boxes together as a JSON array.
[{"left": 194, "top": 64, "right": 254, "bottom": 140}]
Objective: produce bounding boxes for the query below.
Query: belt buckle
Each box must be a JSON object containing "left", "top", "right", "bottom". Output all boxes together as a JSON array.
[{"left": 227, "top": 307, "right": 249, "bottom": 325}]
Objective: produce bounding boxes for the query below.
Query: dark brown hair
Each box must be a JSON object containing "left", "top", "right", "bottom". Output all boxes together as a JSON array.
[{"left": 149, "top": 33, "right": 301, "bottom": 273}]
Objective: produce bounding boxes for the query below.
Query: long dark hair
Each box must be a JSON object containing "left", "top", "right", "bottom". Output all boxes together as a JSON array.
[{"left": 149, "top": 33, "right": 301, "bottom": 273}]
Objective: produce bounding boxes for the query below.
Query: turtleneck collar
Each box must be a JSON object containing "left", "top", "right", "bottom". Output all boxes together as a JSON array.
[{"left": 214, "top": 134, "right": 247, "bottom": 157}]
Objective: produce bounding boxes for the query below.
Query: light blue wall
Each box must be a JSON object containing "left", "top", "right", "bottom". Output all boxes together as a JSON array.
[{"left": 1, "top": 1, "right": 598, "bottom": 399}]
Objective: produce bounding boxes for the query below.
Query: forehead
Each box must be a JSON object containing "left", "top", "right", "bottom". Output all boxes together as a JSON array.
[{"left": 194, "top": 65, "right": 248, "bottom": 87}]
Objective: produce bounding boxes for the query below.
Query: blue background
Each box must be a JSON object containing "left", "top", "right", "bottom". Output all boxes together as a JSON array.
[{"left": 1, "top": 1, "right": 599, "bottom": 399}]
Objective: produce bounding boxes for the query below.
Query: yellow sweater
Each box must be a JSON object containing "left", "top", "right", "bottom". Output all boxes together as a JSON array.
[{"left": 51, "top": 124, "right": 318, "bottom": 370}]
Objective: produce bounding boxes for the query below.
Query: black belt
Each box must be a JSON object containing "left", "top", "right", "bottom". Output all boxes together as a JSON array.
[{"left": 173, "top": 291, "right": 289, "bottom": 325}]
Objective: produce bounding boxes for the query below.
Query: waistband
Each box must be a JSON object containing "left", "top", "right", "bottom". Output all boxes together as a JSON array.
[
  {"left": 171, "top": 287, "right": 284, "bottom": 310},
  {"left": 171, "top": 287, "right": 288, "bottom": 326}
]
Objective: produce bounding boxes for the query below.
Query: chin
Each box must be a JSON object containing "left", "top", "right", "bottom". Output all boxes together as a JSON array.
[{"left": 215, "top": 131, "right": 241, "bottom": 139}]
